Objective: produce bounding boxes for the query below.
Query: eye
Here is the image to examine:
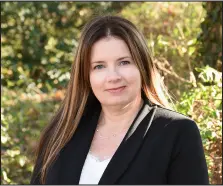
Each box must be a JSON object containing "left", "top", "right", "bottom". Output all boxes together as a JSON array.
[
  {"left": 93, "top": 64, "right": 104, "bottom": 70},
  {"left": 120, "top": 61, "right": 130, "bottom": 65}
]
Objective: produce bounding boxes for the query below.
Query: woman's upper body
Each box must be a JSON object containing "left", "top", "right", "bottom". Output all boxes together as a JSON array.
[
  {"left": 30, "top": 15, "right": 209, "bottom": 185},
  {"left": 31, "top": 98, "right": 209, "bottom": 184}
]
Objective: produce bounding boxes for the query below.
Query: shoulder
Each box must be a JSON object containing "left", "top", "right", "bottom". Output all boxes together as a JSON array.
[
  {"left": 155, "top": 105, "right": 191, "bottom": 121},
  {"left": 150, "top": 105, "right": 204, "bottom": 157},
  {"left": 152, "top": 105, "right": 199, "bottom": 133}
]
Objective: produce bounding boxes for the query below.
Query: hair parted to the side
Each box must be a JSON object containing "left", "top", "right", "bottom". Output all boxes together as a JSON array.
[{"left": 34, "top": 15, "right": 173, "bottom": 184}]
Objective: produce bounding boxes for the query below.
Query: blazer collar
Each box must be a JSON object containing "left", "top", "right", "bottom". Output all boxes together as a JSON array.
[{"left": 47, "top": 96, "right": 156, "bottom": 184}]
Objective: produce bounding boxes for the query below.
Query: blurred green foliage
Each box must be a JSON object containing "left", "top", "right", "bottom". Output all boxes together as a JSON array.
[
  {"left": 1, "top": 87, "right": 62, "bottom": 184},
  {"left": 1, "top": 2, "right": 222, "bottom": 185},
  {"left": 176, "top": 66, "right": 222, "bottom": 184}
]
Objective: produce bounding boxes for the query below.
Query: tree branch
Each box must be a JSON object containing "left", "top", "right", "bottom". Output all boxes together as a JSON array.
[{"left": 154, "top": 57, "right": 192, "bottom": 84}]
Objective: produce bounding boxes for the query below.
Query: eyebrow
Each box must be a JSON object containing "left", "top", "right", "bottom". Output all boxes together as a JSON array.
[{"left": 91, "top": 56, "right": 132, "bottom": 64}]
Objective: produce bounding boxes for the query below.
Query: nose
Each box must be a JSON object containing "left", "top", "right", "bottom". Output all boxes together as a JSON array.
[{"left": 106, "top": 68, "right": 122, "bottom": 83}]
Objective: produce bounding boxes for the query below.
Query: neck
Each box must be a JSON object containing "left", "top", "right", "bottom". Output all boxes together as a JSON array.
[{"left": 99, "top": 95, "right": 143, "bottom": 130}]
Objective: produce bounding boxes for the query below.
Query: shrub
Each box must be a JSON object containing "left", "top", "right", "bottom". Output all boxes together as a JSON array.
[
  {"left": 1, "top": 86, "right": 62, "bottom": 184},
  {"left": 176, "top": 66, "right": 222, "bottom": 184}
]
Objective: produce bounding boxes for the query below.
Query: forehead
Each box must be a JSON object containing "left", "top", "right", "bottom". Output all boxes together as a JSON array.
[{"left": 90, "top": 37, "right": 131, "bottom": 62}]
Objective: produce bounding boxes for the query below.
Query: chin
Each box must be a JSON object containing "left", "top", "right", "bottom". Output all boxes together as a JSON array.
[{"left": 102, "top": 96, "right": 132, "bottom": 107}]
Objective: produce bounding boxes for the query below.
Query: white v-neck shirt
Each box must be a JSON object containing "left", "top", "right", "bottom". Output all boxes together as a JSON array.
[{"left": 79, "top": 153, "right": 111, "bottom": 184}]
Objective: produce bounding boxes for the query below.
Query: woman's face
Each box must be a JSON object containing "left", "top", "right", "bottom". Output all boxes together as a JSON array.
[{"left": 89, "top": 36, "right": 142, "bottom": 107}]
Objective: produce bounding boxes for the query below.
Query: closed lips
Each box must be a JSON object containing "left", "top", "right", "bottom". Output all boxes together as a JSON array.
[{"left": 106, "top": 86, "right": 126, "bottom": 91}]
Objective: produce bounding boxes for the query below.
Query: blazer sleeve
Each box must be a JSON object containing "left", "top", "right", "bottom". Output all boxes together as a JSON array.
[{"left": 167, "top": 119, "right": 209, "bottom": 184}]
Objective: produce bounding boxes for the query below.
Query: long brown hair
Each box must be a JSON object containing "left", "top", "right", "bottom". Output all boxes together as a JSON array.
[{"left": 34, "top": 15, "right": 172, "bottom": 183}]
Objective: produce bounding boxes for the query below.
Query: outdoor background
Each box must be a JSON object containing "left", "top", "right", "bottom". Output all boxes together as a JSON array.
[{"left": 1, "top": 2, "right": 222, "bottom": 184}]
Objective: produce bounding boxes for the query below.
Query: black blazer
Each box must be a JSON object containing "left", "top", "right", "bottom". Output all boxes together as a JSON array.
[{"left": 31, "top": 97, "right": 209, "bottom": 184}]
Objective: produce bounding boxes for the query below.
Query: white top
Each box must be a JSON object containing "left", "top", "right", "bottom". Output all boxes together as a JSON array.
[{"left": 79, "top": 153, "right": 111, "bottom": 184}]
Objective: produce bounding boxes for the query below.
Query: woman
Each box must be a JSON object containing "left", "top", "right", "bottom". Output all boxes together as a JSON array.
[{"left": 31, "top": 15, "right": 209, "bottom": 184}]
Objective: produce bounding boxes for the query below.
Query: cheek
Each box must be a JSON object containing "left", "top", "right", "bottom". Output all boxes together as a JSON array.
[
  {"left": 122, "top": 67, "right": 141, "bottom": 87},
  {"left": 89, "top": 72, "right": 105, "bottom": 90}
]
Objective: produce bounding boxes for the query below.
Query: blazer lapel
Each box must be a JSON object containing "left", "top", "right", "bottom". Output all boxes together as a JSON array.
[{"left": 98, "top": 103, "right": 155, "bottom": 185}]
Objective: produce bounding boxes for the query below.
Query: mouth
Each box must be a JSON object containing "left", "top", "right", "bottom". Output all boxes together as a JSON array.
[{"left": 106, "top": 86, "right": 126, "bottom": 93}]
